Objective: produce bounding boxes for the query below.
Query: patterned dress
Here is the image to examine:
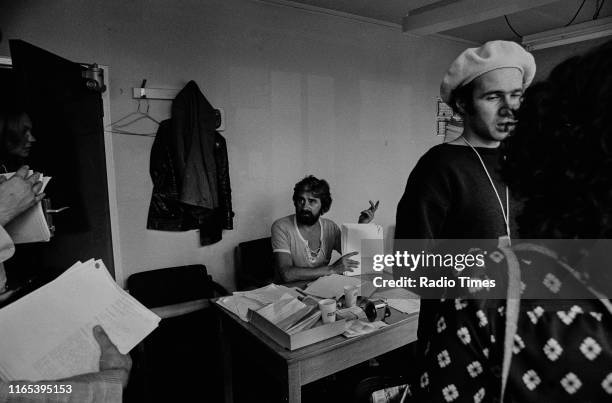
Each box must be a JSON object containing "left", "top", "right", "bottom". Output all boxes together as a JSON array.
[{"left": 404, "top": 243, "right": 612, "bottom": 403}]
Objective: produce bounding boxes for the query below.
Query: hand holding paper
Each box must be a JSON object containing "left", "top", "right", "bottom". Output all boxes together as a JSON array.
[
  {"left": 93, "top": 326, "right": 132, "bottom": 387},
  {"left": 0, "top": 167, "right": 47, "bottom": 226},
  {"left": 0, "top": 259, "right": 159, "bottom": 381},
  {"left": 329, "top": 251, "right": 359, "bottom": 275},
  {"left": 341, "top": 223, "right": 384, "bottom": 275}
]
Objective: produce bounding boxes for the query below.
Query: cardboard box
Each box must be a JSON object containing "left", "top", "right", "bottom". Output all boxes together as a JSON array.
[{"left": 248, "top": 309, "right": 346, "bottom": 350}]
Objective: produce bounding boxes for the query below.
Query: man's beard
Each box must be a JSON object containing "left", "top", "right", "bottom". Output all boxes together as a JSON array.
[{"left": 296, "top": 211, "right": 320, "bottom": 226}]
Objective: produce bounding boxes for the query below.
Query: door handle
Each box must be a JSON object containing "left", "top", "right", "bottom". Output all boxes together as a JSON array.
[{"left": 42, "top": 199, "right": 70, "bottom": 237}]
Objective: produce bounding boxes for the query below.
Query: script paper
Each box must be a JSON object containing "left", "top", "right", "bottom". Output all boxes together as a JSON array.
[
  {"left": 302, "top": 274, "right": 362, "bottom": 299},
  {"left": 216, "top": 284, "right": 302, "bottom": 321},
  {"left": 0, "top": 260, "right": 160, "bottom": 382},
  {"left": 1, "top": 172, "right": 52, "bottom": 244},
  {"left": 341, "top": 223, "right": 383, "bottom": 275}
]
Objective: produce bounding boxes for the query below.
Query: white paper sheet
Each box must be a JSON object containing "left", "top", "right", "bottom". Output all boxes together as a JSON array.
[
  {"left": 343, "top": 320, "right": 388, "bottom": 338},
  {"left": 216, "top": 284, "right": 302, "bottom": 321},
  {"left": 302, "top": 274, "right": 362, "bottom": 299},
  {"left": 0, "top": 259, "right": 160, "bottom": 381},
  {"left": 256, "top": 293, "right": 305, "bottom": 325},
  {"left": 341, "top": 223, "right": 383, "bottom": 275},
  {"left": 2, "top": 172, "right": 52, "bottom": 244}
]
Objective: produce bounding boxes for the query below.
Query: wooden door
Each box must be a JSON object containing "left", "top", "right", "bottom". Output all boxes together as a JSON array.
[{"left": 7, "top": 40, "right": 114, "bottom": 280}]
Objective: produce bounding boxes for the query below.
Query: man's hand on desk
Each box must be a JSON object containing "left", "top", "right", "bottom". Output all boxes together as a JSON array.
[
  {"left": 94, "top": 325, "right": 132, "bottom": 388},
  {"left": 0, "top": 165, "right": 45, "bottom": 226},
  {"left": 329, "top": 251, "right": 359, "bottom": 275}
]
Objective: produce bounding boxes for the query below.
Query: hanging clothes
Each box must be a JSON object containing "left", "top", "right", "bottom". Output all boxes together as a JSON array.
[{"left": 147, "top": 81, "right": 233, "bottom": 245}]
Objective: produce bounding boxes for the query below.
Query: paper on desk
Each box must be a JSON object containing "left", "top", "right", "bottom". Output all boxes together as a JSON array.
[
  {"left": 233, "top": 284, "right": 301, "bottom": 305},
  {"left": 286, "top": 311, "right": 321, "bottom": 335},
  {"left": 343, "top": 320, "right": 388, "bottom": 338},
  {"left": 256, "top": 293, "right": 302, "bottom": 323},
  {"left": 341, "top": 223, "right": 383, "bottom": 275},
  {"left": 302, "top": 274, "right": 361, "bottom": 299},
  {"left": 2, "top": 172, "right": 52, "bottom": 244},
  {"left": 217, "top": 295, "right": 264, "bottom": 322},
  {"left": 0, "top": 259, "right": 160, "bottom": 382},
  {"left": 216, "top": 284, "right": 302, "bottom": 321}
]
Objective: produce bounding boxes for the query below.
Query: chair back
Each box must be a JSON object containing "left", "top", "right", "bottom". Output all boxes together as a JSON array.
[
  {"left": 125, "top": 265, "right": 226, "bottom": 402},
  {"left": 235, "top": 237, "right": 274, "bottom": 290},
  {"left": 127, "top": 264, "right": 226, "bottom": 308}
]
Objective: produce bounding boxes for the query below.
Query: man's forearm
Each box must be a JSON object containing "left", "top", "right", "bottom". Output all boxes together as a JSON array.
[{"left": 279, "top": 265, "right": 331, "bottom": 283}]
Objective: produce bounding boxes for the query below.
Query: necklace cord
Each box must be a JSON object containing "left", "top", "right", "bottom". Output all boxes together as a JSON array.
[{"left": 461, "top": 137, "right": 511, "bottom": 240}]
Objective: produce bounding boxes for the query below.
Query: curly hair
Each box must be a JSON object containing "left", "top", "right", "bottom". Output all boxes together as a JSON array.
[
  {"left": 292, "top": 175, "right": 332, "bottom": 214},
  {"left": 501, "top": 39, "right": 612, "bottom": 238}
]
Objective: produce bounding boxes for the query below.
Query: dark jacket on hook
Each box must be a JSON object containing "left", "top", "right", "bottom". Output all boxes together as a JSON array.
[{"left": 147, "top": 80, "right": 233, "bottom": 245}]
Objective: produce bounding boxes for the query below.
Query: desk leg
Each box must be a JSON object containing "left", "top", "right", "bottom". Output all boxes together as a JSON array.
[
  {"left": 283, "top": 363, "right": 301, "bottom": 403},
  {"left": 219, "top": 317, "right": 234, "bottom": 403}
]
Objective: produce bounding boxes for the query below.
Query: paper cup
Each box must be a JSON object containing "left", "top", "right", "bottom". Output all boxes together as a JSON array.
[
  {"left": 343, "top": 285, "right": 359, "bottom": 308},
  {"left": 318, "top": 298, "right": 337, "bottom": 323}
]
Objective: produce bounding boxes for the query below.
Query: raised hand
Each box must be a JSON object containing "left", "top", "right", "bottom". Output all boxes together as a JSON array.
[{"left": 358, "top": 200, "right": 379, "bottom": 224}]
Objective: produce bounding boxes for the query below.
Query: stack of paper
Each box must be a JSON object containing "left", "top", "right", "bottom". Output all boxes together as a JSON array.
[
  {"left": 215, "top": 284, "right": 302, "bottom": 321},
  {"left": 0, "top": 259, "right": 160, "bottom": 382},
  {"left": 2, "top": 172, "right": 52, "bottom": 244},
  {"left": 286, "top": 311, "right": 321, "bottom": 335},
  {"left": 302, "top": 274, "right": 362, "bottom": 299},
  {"left": 340, "top": 223, "right": 383, "bottom": 275},
  {"left": 257, "top": 293, "right": 313, "bottom": 331}
]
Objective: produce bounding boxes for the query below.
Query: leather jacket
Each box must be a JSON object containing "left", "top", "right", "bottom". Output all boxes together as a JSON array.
[{"left": 147, "top": 81, "right": 233, "bottom": 245}]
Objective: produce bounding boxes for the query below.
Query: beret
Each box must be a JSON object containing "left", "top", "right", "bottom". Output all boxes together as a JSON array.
[{"left": 440, "top": 40, "right": 536, "bottom": 104}]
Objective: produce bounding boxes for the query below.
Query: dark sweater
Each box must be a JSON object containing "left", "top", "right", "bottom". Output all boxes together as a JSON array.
[
  {"left": 395, "top": 143, "right": 519, "bottom": 244},
  {"left": 395, "top": 143, "right": 521, "bottom": 342}
]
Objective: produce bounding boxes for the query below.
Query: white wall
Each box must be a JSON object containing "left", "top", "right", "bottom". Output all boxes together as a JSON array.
[{"left": 0, "top": 0, "right": 465, "bottom": 290}]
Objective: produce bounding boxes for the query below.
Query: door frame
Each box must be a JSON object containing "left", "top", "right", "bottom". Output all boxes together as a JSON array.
[{"left": 0, "top": 57, "right": 125, "bottom": 287}]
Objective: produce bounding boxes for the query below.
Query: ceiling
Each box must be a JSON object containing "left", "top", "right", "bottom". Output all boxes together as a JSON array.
[{"left": 269, "top": 0, "right": 612, "bottom": 44}]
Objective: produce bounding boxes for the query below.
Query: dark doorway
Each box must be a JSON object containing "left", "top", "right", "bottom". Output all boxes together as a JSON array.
[{"left": 2, "top": 40, "right": 114, "bottom": 288}]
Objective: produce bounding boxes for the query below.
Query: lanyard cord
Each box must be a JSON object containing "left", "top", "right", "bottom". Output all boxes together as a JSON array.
[{"left": 461, "top": 137, "right": 511, "bottom": 240}]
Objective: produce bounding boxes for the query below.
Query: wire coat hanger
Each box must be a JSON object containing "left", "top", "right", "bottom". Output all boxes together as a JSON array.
[{"left": 106, "top": 79, "right": 160, "bottom": 137}]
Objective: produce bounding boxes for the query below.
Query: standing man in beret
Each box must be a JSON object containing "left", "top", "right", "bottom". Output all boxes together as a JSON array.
[{"left": 394, "top": 41, "right": 536, "bottom": 341}]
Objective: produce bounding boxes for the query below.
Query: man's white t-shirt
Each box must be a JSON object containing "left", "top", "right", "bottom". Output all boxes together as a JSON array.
[{"left": 271, "top": 214, "right": 340, "bottom": 268}]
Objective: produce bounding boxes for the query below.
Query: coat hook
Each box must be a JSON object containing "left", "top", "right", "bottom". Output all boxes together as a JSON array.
[{"left": 140, "top": 79, "right": 147, "bottom": 98}]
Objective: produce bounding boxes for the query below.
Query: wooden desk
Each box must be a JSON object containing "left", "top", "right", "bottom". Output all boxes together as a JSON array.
[{"left": 215, "top": 300, "right": 418, "bottom": 403}]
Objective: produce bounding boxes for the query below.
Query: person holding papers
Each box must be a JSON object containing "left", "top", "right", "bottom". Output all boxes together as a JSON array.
[
  {"left": 0, "top": 326, "right": 132, "bottom": 402},
  {"left": 272, "top": 175, "right": 378, "bottom": 282},
  {"left": 0, "top": 165, "right": 45, "bottom": 302},
  {"left": 0, "top": 165, "right": 132, "bottom": 402}
]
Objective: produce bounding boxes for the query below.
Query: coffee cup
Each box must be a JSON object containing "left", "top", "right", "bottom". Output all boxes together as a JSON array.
[
  {"left": 343, "top": 285, "right": 359, "bottom": 308},
  {"left": 318, "top": 298, "right": 337, "bottom": 323}
]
